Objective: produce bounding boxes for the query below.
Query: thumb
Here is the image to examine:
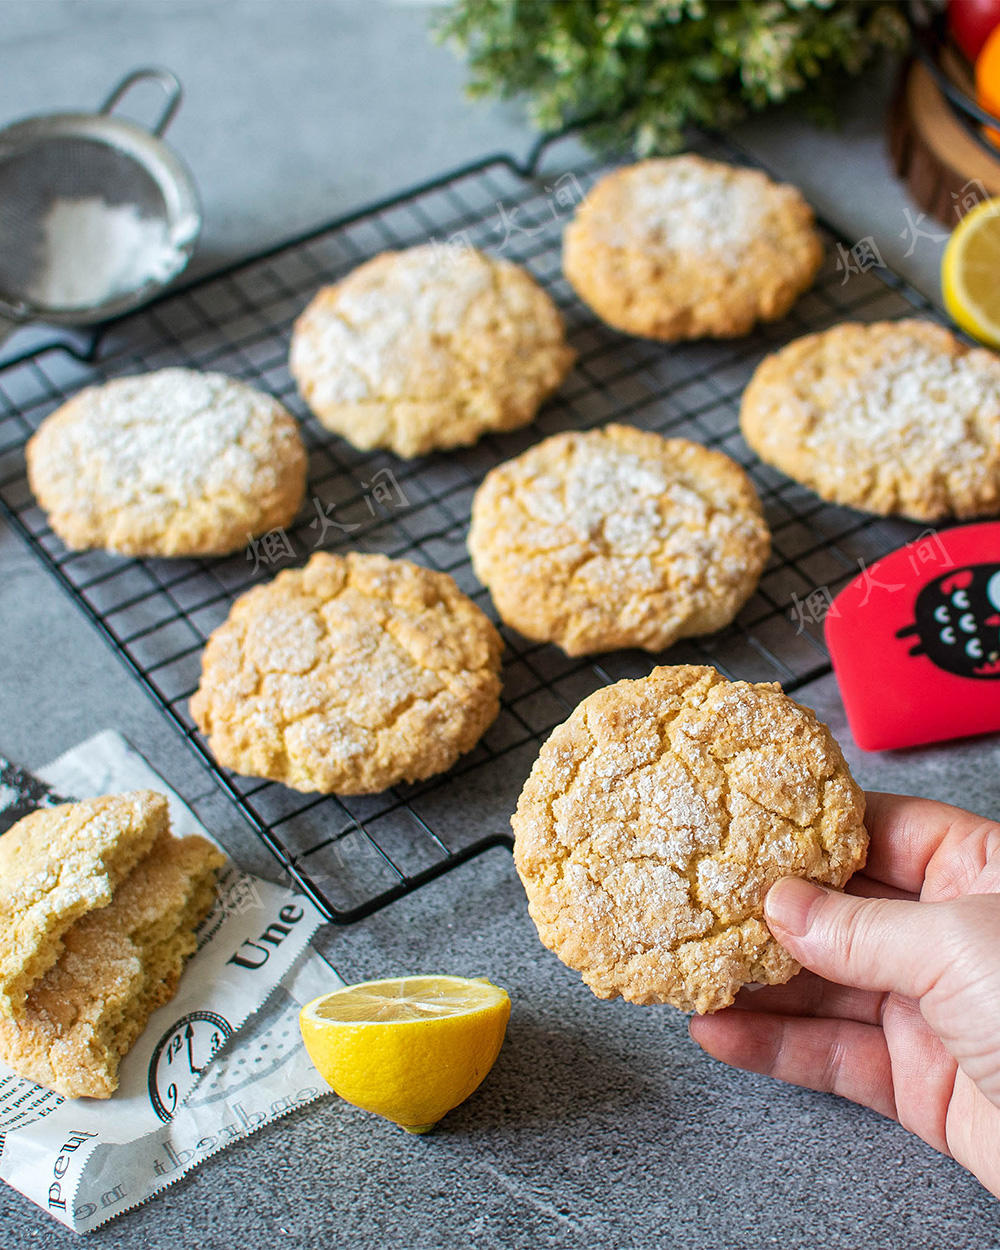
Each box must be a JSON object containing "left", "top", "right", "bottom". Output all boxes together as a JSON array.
[{"left": 764, "top": 877, "right": 953, "bottom": 999}]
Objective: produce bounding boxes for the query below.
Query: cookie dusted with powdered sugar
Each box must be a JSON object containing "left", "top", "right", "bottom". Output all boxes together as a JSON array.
[
  {"left": 190, "top": 552, "right": 503, "bottom": 795},
  {"left": 740, "top": 320, "right": 1000, "bottom": 521},
  {"left": 288, "top": 244, "right": 574, "bottom": 458},
  {"left": 512, "top": 665, "right": 868, "bottom": 1014},
  {"left": 467, "top": 424, "right": 770, "bottom": 656},
  {"left": 26, "top": 369, "right": 307, "bottom": 557},
  {"left": 563, "top": 156, "right": 823, "bottom": 340}
]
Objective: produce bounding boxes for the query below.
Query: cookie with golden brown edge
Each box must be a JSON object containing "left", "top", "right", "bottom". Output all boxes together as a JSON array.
[
  {"left": 562, "top": 155, "right": 823, "bottom": 340},
  {"left": 289, "top": 244, "right": 574, "bottom": 458},
  {"left": 467, "top": 424, "right": 770, "bottom": 656},
  {"left": 740, "top": 319, "right": 1000, "bottom": 521},
  {"left": 0, "top": 829, "right": 223, "bottom": 1098},
  {"left": 26, "top": 368, "right": 307, "bottom": 556},
  {"left": 0, "top": 791, "right": 167, "bottom": 1019},
  {"left": 190, "top": 551, "right": 504, "bottom": 794},
  {"left": 512, "top": 665, "right": 868, "bottom": 1013}
]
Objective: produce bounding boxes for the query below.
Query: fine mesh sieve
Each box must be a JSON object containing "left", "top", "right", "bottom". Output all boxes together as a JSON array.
[{"left": 0, "top": 68, "right": 201, "bottom": 345}]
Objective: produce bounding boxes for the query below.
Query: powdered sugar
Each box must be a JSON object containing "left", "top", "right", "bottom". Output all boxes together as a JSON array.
[
  {"left": 595, "top": 159, "right": 771, "bottom": 253},
  {"left": 563, "top": 441, "right": 672, "bottom": 549},
  {"left": 290, "top": 245, "right": 494, "bottom": 403},
  {"left": 806, "top": 340, "right": 1000, "bottom": 467},
  {"left": 38, "top": 369, "right": 292, "bottom": 508},
  {"left": 511, "top": 431, "right": 755, "bottom": 560},
  {"left": 26, "top": 198, "right": 192, "bottom": 312}
]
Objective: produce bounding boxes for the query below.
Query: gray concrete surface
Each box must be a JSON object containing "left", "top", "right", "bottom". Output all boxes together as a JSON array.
[{"left": 0, "top": 3, "right": 997, "bottom": 1247}]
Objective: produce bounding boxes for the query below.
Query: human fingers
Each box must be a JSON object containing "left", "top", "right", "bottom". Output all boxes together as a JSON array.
[
  {"left": 845, "top": 872, "right": 917, "bottom": 902},
  {"left": 923, "top": 811, "right": 1000, "bottom": 902},
  {"left": 689, "top": 1009, "right": 897, "bottom": 1120},
  {"left": 769, "top": 882, "right": 1000, "bottom": 1112},
  {"left": 764, "top": 877, "right": 954, "bottom": 998},
  {"left": 880, "top": 991, "right": 953, "bottom": 1155},
  {"left": 862, "top": 792, "right": 997, "bottom": 896},
  {"left": 728, "top": 970, "right": 887, "bottom": 1024},
  {"left": 946, "top": 1071, "right": 1000, "bottom": 1200}
]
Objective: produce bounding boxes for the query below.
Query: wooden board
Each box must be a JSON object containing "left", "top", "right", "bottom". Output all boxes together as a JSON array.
[{"left": 889, "top": 58, "right": 1000, "bottom": 226}]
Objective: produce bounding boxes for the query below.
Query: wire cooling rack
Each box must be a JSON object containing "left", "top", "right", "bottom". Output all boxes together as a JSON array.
[{"left": 0, "top": 131, "right": 936, "bottom": 922}]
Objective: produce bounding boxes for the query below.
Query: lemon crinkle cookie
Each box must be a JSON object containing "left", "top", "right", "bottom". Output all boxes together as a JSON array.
[
  {"left": 0, "top": 791, "right": 223, "bottom": 1098},
  {"left": 562, "top": 155, "right": 823, "bottom": 341},
  {"left": 512, "top": 665, "right": 868, "bottom": 1014},
  {"left": 0, "top": 827, "right": 223, "bottom": 1098},
  {"left": 26, "top": 368, "right": 308, "bottom": 556},
  {"left": 190, "top": 551, "right": 504, "bottom": 794},
  {"left": 0, "top": 790, "right": 166, "bottom": 1019},
  {"left": 740, "top": 319, "right": 1000, "bottom": 521},
  {"left": 467, "top": 424, "right": 770, "bottom": 656},
  {"left": 289, "top": 243, "right": 574, "bottom": 457}
]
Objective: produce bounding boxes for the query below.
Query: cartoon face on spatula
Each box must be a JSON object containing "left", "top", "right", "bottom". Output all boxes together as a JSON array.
[
  {"left": 825, "top": 521, "right": 1000, "bottom": 751},
  {"left": 896, "top": 564, "right": 1000, "bottom": 679}
]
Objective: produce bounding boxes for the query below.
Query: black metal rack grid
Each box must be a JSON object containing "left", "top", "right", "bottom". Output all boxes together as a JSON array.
[{"left": 0, "top": 131, "right": 938, "bottom": 922}]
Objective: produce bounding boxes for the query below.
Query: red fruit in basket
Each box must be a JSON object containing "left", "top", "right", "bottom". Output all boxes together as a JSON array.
[{"left": 949, "top": 0, "right": 1000, "bottom": 62}]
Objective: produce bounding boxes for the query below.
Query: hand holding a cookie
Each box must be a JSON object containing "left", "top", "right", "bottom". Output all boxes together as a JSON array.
[{"left": 690, "top": 792, "right": 1000, "bottom": 1198}]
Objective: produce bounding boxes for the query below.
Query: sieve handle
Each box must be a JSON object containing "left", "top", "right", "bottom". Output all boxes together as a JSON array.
[{"left": 99, "top": 67, "right": 183, "bottom": 138}]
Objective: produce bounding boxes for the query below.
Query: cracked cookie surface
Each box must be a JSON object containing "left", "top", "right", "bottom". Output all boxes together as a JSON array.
[
  {"left": 512, "top": 665, "right": 867, "bottom": 1012},
  {"left": 191, "top": 551, "right": 504, "bottom": 794},
  {"left": 288, "top": 244, "right": 574, "bottom": 458},
  {"left": 740, "top": 319, "right": 1000, "bottom": 521},
  {"left": 563, "top": 156, "right": 823, "bottom": 341},
  {"left": 26, "top": 368, "right": 307, "bottom": 556},
  {"left": 467, "top": 424, "right": 770, "bottom": 656}
]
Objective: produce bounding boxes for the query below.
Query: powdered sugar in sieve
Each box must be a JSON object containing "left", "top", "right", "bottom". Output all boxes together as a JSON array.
[
  {"left": 0, "top": 68, "right": 200, "bottom": 334},
  {"left": 24, "top": 196, "right": 193, "bottom": 312}
]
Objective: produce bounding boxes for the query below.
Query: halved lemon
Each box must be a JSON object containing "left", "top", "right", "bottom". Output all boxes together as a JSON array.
[
  {"left": 942, "top": 196, "right": 1000, "bottom": 348},
  {"left": 299, "top": 975, "right": 511, "bottom": 1133}
]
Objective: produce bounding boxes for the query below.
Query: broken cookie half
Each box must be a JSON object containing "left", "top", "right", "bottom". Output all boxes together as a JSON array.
[{"left": 0, "top": 790, "right": 223, "bottom": 1098}]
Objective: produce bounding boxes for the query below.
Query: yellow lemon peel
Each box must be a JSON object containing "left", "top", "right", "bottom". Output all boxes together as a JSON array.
[{"left": 299, "top": 975, "right": 511, "bottom": 1133}]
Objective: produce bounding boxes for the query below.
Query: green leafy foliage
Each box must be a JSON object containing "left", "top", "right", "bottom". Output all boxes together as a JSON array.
[{"left": 436, "top": 0, "right": 907, "bottom": 154}]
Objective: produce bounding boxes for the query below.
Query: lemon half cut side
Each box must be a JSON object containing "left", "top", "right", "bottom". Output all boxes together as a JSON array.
[
  {"left": 942, "top": 196, "right": 1000, "bottom": 349},
  {"left": 299, "top": 975, "right": 511, "bottom": 1133}
]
